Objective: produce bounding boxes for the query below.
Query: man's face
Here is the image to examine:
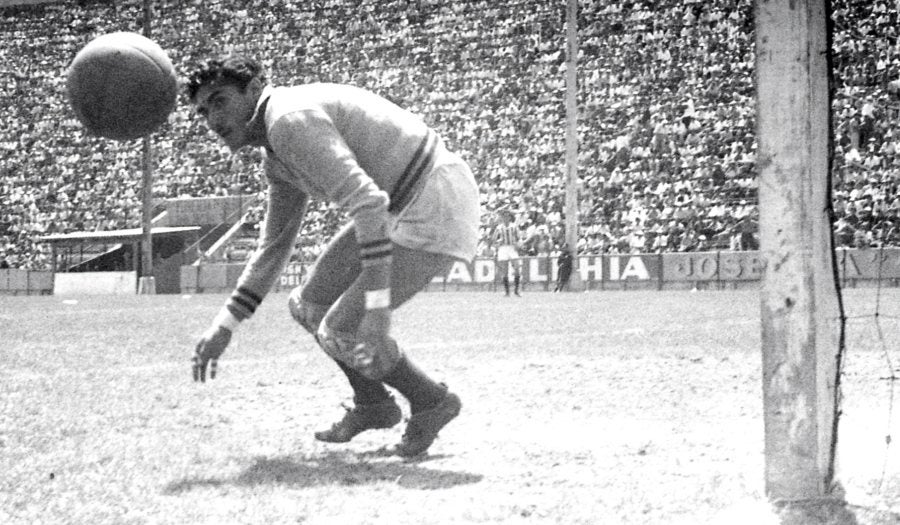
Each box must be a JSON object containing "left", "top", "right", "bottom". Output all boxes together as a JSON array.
[{"left": 193, "top": 81, "right": 259, "bottom": 151}]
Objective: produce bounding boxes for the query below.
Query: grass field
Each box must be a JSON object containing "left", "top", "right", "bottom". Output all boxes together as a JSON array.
[{"left": 1, "top": 288, "right": 899, "bottom": 524}]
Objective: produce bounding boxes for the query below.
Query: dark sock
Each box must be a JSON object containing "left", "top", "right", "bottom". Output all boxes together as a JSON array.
[
  {"left": 503, "top": 277, "right": 510, "bottom": 294},
  {"left": 333, "top": 358, "right": 390, "bottom": 405},
  {"left": 382, "top": 355, "right": 447, "bottom": 414}
]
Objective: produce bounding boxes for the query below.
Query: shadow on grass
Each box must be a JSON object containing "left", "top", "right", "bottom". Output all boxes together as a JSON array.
[{"left": 164, "top": 450, "right": 483, "bottom": 494}]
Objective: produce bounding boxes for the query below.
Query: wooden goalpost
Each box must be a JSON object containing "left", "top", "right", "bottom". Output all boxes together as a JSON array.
[
  {"left": 138, "top": 0, "right": 156, "bottom": 295},
  {"left": 564, "top": 0, "right": 582, "bottom": 291},
  {"left": 756, "top": 0, "right": 851, "bottom": 522}
]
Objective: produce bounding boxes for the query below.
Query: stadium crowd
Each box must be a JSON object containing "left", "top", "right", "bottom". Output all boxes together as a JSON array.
[{"left": 1, "top": 0, "right": 899, "bottom": 269}]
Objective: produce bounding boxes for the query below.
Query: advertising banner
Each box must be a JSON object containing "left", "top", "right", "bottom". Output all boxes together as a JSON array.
[
  {"left": 434, "top": 254, "right": 663, "bottom": 285},
  {"left": 173, "top": 249, "right": 900, "bottom": 295},
  {"left": 835, "top": 248, "right": 900, "bottom": 280},
  {"left": 663, "top": 251, "right": 764, "bottom": 282},
  {"left": 278, "top": 263, "right": 307, "bottom": 289}
]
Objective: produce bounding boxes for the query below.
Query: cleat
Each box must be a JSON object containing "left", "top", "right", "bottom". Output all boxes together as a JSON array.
[
  {"left": 394, "top": 388, "right": 461, "bottom": 457},
  {"left": 314, "top": 396, "right": 402, "bottom": 443}
]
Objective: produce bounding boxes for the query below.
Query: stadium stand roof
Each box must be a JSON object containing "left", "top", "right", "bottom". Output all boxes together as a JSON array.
[{"left": 40, "top": 227, "right": 201, "bottom": 247}]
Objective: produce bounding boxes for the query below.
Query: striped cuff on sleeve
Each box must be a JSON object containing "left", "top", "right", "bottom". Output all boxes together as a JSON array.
[
  {"left": 359, "top": 238, "right": 393, "bottom": 267},
  {"left": 225, "top": 286, "right": 264, "bottom": 320},
  {"left": 212, "top": 307, "right": 241, "bottom": 331}
]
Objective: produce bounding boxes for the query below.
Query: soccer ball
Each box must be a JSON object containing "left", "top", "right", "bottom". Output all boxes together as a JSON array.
[{"left": 66, "top": 31, "right": 177, "bottom": 141}]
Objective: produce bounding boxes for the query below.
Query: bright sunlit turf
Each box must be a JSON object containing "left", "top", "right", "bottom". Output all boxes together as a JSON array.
[{"left": 1, "top": 289, "right": 898, "bottom": 524}]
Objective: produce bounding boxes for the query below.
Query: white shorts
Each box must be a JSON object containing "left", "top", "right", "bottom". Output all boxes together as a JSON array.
[
  {"left": 390, "top": 153, "right": 480, "bottom": 262},
  {"left": 496, "top": 245, "right": 519, "bottom": 262}
]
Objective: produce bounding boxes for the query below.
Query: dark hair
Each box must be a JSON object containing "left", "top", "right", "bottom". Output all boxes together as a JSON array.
[{"left": 185, "top": 55, "right": 267, "bottom": 101}]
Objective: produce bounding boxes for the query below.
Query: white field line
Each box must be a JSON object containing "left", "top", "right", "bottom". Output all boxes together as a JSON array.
[{"left": 2, "top": 317, "right": 757, "bottom": 381}]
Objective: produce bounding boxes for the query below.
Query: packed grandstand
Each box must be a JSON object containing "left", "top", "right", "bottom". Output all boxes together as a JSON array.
[{"left": 0, "top": 0, "right": 898, "bottom": 270}]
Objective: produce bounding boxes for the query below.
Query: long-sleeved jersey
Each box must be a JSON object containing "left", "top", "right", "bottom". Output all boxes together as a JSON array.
[{"left": 225, "top": 83, "right": 445, "bottom": 320}]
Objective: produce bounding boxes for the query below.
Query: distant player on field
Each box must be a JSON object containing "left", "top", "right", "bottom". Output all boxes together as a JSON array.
[
  {"left": 493, "top": 210, "right": 522, "bottom": 296},
  {"left": 186, "top": 56, "right": 480, "bottom": 457},
  {"left": 553, "top": 243, "right": 573, "bottom": 292}
]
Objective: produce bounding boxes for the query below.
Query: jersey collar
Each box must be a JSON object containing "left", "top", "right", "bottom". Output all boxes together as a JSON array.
[{"left": 248, "top": 85, "right": 273, "bottom": 148}]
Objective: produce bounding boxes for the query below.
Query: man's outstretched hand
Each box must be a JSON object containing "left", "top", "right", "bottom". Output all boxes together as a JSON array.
[{"left": 193, "top": 326, "right": 231, "bottom": 382}]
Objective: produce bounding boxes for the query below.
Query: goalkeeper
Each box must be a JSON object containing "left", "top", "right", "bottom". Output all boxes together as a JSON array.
[{"left": 186, "top": 55, "right": 480, "bottom": 457}]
